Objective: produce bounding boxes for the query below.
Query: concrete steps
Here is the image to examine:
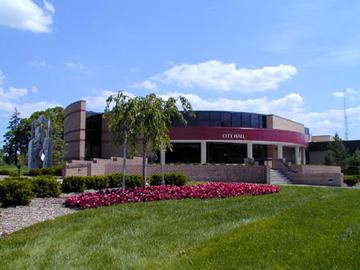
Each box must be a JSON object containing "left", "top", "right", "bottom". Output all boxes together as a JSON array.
[{"left": 270, "top": 169, "right": 292, "bottom": 185}]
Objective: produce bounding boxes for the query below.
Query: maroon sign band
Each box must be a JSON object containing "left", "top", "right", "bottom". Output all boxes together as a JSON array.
[{"left": 170, "top": 127, "right": 308, "bottom": 146}]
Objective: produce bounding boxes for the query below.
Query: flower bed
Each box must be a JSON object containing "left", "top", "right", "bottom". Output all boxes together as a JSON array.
[{"left": 65, "top": 182, "right": 280, "bottom": 209}]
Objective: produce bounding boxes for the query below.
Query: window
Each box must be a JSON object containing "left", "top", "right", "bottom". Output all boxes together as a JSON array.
[
  {"left": 242, "top": 113, "right": 251, "bottom": 127},
  {"left": 251, "top": 114, "right": 259, "bottom": 128}
]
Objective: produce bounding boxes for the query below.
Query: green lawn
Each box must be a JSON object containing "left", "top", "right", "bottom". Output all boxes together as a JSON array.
[{"left": 1, "top": 186, "right": 360, "bottom": 269}]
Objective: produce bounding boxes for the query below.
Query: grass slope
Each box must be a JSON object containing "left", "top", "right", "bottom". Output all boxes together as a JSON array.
[{"left": 0, "top": 186, "right": 359, "bottom": 269}]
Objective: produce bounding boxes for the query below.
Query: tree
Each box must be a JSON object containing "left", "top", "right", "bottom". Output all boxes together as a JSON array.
[
  {"left": 326, "top": 133, "right": 348, "bottom": 169},
  {"left": 105, "top": 92, "right": 139, "bottom": 189},
  {"left": 135, "top": 94, "right": 193, "bottom": 185},
  {"left": 344, "top": 150, "right": 360, "bottom": 175},
  {"left": 3, "top": 108, "right": 21, "bottom": 166}
]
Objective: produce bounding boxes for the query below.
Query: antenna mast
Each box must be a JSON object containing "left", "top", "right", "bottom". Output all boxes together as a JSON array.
[{"left": 343, "top": 89, "right": 349, "bottom": 140}]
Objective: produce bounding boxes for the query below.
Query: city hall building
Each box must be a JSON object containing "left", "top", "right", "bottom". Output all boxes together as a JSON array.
[{"left": 64, "top": 100, "right": 310, "bottom": 165}]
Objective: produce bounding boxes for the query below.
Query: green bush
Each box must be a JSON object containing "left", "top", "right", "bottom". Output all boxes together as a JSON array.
[
  {"left": 28, "top": 165, "right": 63, "bottom": 177},
  {"left": 125, "top": 175, "right": 142, "bottom": 189},
  {"left": 85, "top": 176, "right": 109, "bottom": 190},
  {"left": 62, "top": 176, "right": 87, "bottom": 193},
  {"left": 108, "top": 173, "right": 122, "bottom": 188},
  {"left": 344, "top": 175, "right": 359, "bottom": 187},
  {"left": 0, "top": 169, "right": 10, "bottom": 175},
  {"left": 31, "top": 176, "right": 61, "bottom": 197},
  {"left": 149, "top": 172, "right": 187, "bottom": 186},
  {"left": 108, "top": 173, "right": 143, "bottom": 189},
  {"left": 0, "top": 179, "right": 34, "bottom": 207}
]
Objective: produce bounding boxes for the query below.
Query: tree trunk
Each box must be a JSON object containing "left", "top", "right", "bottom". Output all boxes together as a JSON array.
[
  {"left": 160, "top": 147, "right": 165, "bottom": 185},
  {"left": 121, "top": 134, "right": 127, "bottom": 189},
  {"left": 142, "top": 139, "right": 147, "bottom": 186}
]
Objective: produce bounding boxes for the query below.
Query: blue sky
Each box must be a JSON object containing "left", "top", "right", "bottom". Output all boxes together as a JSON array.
[{"left": 0, "top": 0, "right": 360, "bottom": 145}]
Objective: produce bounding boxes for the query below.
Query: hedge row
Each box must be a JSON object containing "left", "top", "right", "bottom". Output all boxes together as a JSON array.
[
  {"left": 62, "top": 173, "right": 187, "bottom": 193},
  {"left": 0, "top": 176, "right": 61, "bottom": 207},
  {"left": 343, "top": 175, "right": 360, "bottom": 187},
  {"left": 27, "top": 165, "right": 63, "bottom": 177}
]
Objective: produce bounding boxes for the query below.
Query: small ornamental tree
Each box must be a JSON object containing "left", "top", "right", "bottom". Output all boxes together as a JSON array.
[
  {"left": 135, "top": 94, "right": 193, "bottom": 185},
  {"left": 105, "top": 92, "right": 139, "bottom": 189}
]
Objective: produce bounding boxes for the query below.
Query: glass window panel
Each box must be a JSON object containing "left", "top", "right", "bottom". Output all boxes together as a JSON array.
[
  {"left": 210, "top": 112, "right": 221, "bottom": 121},
  {"left": 221, "top": 112, "right": 231, "bottom": 121},
  {"left": 242, "top": 113, "right": 251, "bottom": 127},
  {"left": 198, "top": 112, "right": 209, "bottom": 121}
]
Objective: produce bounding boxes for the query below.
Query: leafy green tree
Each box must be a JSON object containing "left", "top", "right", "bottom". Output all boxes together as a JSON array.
[
  {"left": 326, "top": 133, "right": 348, "bottom": 168},
  {"left": 3, "top": 108, "right": 22, "bottom": 166},
  {"left": 105, "top": 92, "right": 139, "bottom": 189},
  {"left": 344, "top": 150, "right": 360, "bottom": 175},
  {"left": 135, "top": 94, "right": 193, "bottom": 185},
  {"left": 3, "top": 107, "right": 64, "bottom": 166}
]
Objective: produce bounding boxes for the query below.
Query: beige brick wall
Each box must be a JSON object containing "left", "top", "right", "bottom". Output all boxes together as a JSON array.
[
  {"left": 267, "top": 115, "right": 305, "bottom": 133},
  {"left": 64, "top": 100, "right": 86, "bottom": 160},
  {"left": 65, "top": 159, "right": 268, "bottom": 183}
]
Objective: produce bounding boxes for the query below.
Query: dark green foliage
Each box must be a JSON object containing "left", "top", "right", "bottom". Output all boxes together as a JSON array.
[
  {"left": 124, "top": 174, "right": 143, "bottom": 188},
  {"left": 31, "top": 176, "right": 61, "bottom": 197},
  {"left": 108, "top": 173, "right": 122, "bottom": 188},
  {"left": 62, "top": 176, "right": 87, "bottom": 193},
  {"left": 107, "top": 173, "right": 143, "bottom": 188},
  {"left": 343, "top": 175, "right": 359, "bottom": 186},
  {"left": 3, "top": 109, "right": 23, "bottom": 165},
  {"left": 0, "top": 169, "right": 10, "bottom": 175},
  {"left": 0, "top": 179, "right": 34, "bottom": 207},
  {"left": 150, "top": 172, "right": 187, "bottom": 186},
  {"left": 343, "top": 150, "right": 360, "bottom": 175},
  {"left": 28, "top": 165, "right": 63, "bottom": 177},
  {"left": 85, "top": 176, "right": 109, "bottom": 190}
]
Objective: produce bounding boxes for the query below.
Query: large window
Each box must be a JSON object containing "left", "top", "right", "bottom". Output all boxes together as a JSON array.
[
  {"left": 207, "top": 143, "right": 247, "bottom": 164},
  {"left": 166, "top": 143, "right": 201, "bottom": 163},
  {"left": 172, "top": 111, "right": 267, "bottom": 129}
]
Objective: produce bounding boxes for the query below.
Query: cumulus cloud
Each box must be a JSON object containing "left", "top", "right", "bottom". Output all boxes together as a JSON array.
[
  {"left": 78, "top": 89, "right": 360, "bottom": 138},
  {"left": 130, "top": 80, "right": 157, "bottom": 90},
  {"left": 132, "top": 60, "right": 297, "bottom": 92},
  {"left": 82, "top": 90, "right": 135, "bottom": 111},
  {"left": 332, "top": 88, "right": 360, "bottom": 100},
  {"left": 0, "top": 87, "right": 28, "bottom": 99},
  {"left": 0, "top": 70, "right": 4, "bottom": 85},
  {"left": 66, "top": 62, "right": 89, "bottom": 74},
  {"left": 29, "top": 60, "right": 52, "bottom": 68},
  {"left": 0, "top": 0, "right": 55, "bottom": 33}
]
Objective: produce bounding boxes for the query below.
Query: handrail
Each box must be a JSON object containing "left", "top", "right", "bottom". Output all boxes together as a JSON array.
[{"left": 275, "top": 159, "right": 297, "bottom": 174}]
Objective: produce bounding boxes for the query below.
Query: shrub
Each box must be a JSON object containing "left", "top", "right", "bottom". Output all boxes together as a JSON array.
[
  {"left": 108, "top": 173, "right": 122, "bottom": 188},
  {"left": 0, "top": 169, "right": 10, "bottom": 175},
  {"left": 149, "top": 172, "right": 187, "bottom": 186},
  {"left": 0, "top": 179, "right": 34, "bottom": 207},
  {"left": 344, "top": 175, "right": 359, "bottom": 187},
  {"left": 62, "top": 176, "right": 87, "bottom": 193},
  {"left": 28, "top": 165, "right": 63, "bottom": 177},
  {"left": 108, "top": 173, "right": 142, "bottom": 189},
  {"left": 31, "top": 176, "right": 61, "bottom": 197},
  {"left": 125, "top": 175, "right": 142, "bottom": 189},
  {"left": 86, "top": 176, "right": 109, "bottom": 190}
]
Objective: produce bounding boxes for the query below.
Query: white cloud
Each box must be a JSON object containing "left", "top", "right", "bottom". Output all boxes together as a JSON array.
[
  {"left": 82, "top": 90, "right": 135, "bottom": 111},
  {"left": 0, "top": 87, "right": 28, "bottom": 100},
  {"left": 66, "top": 62, "right": 89, "bottom": 74},
  {"left": 0, "top": 70, "right": 4, "bottom": 85},
  {"left": 130, "top": 80, "right": 157, "bottom": 90},
  {"left": 0, "top": 0, "right": 55, "bottom": 33},
  {"left": 29, "top": 60, "right": 52, "bottom": 68},
  {"left": 31, "top": 86, "right": 38, "bottom": 94},
  {"left": 332, "top": 88, "right": 360, "bottom": 100},
  {"left": 132, "top": 60, "right": 297, "bottom": 92},
  {"left": 79, "top": 89, "right": 359, "bottom": 138}
]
